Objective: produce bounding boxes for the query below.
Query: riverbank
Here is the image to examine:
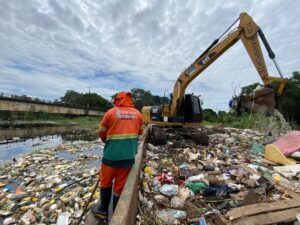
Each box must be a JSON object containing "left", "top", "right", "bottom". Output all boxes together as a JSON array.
[{"left": 0, "top": 116, "right": 101, "bottom": 129}]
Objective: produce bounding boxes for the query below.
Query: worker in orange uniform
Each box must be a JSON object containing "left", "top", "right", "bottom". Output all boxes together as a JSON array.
[{"left": 91, "top": 92, "right": 144, "bottom": 220}]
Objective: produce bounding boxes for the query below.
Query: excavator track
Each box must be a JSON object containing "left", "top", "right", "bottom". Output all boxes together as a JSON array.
[
  {"left": 150, "top": 125, "right": 167, "bottom": 145},
  {"left": 173, "top": 126, "right": 210, "bottom": 146},
  {"left": 150, "top": 125, "right": 209, "bottom": 146}
]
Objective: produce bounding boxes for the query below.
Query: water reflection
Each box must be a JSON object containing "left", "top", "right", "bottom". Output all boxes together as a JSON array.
[
  {"left": 0, "top": 126, "right": 71, "bottom": 141},
  {"left": 0, "top": 135, "right": 63, "bottom": 165},
  {"left": 0, "top": 126, "right": 100, "bottom": 165},
  {"left": 60, "top": 128, "right": 98, "bottom": 142},
  {"left": 0, "top": 126, "right": 99, "bottom": 142}
]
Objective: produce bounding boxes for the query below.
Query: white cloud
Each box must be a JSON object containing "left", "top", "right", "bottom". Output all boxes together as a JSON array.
[{"left": 0, "top": 0, "right": 299, "bottom": 111}]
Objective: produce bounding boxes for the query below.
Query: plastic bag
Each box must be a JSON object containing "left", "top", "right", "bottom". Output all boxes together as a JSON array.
[
  {"left": 159, "top": 184, "right": 178, "bottom": 197},
  {"left": 156, "top": 209, "right": 187, "bottom": 224},
  {"left": 204, "top": 185, "right": 234, "bottom": 197},
  {"left": 185, "top": 182, "right": 207, "bottom": 194},
  {"left": 186, "top": 174, "right": 204, "bottom": 182},
  {"left": 251, "top": 144, "right": 264, "bottom": 155}
]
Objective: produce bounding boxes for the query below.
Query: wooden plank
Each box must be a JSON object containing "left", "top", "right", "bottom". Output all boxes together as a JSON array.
[
  {"left": 232, "top": 207, "right": 300, "bottom": 225},
  {"left": 226, "top": 199, "right": 300, "bottom": 220}
]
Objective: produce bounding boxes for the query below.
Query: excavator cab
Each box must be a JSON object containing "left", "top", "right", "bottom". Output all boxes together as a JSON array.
[
  {"left": 178, "top": 94, "right": 202, "bottom": 123},
  {"left": 144, "top": 94, "right": 202, "bottom": 124}
]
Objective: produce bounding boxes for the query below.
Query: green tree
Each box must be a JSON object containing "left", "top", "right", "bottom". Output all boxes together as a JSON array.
[
  {"left": 82, "top": 93, "right": 112, "bottom": 109},
  {"left": 60, "top": 90, "right": 112, "bottom": 110},
  {"left": 238, "top": 71, "right": 300, "bottom": 127},
  {"left": 277, "top": 71, "right": 300, "bottom": 125},
  {"left": 217, "top": 110, "right": 227, "bottom": 123},
  {"left": 202, "top": 108, "right": 218, "bottom": 122},
  {"left": 241, "top": 82, "right": 261, "bottom": 96},
  {"left": 60, "top": 90, "right": 82, "bottom": 105},
  {"left": 111, "top": 88, "right": 170, "bottom": 111},
  {"left": 131, "top": 88, "right": 154, "bottom": 111}
]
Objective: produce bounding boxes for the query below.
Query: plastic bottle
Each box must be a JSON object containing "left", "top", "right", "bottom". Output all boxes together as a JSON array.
[
  {"left": 272, "top": 173, "right": 282, "bottom": 183},
  {"left": 54, "top": 183, "right": 68, "bottom": 193},
  {"left": 56, "top": 212, "right": 70, "bottom": 225}
]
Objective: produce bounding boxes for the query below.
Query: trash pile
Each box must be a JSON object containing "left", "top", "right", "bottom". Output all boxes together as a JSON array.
[
  {"left": 138, "top": 127, "right": 300, "bottom": 225},
  {"left": 0, "top": 141, "right": 103, "bottom": 225}
]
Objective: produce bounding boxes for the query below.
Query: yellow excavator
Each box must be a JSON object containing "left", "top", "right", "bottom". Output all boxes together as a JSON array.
[{"left": 142, "top": 12, "right": 286, "bottom": 133}]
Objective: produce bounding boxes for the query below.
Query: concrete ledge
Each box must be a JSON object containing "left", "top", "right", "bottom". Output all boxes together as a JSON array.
[{"left": 0, "top": 98, "right": 104, "bottom": 116}]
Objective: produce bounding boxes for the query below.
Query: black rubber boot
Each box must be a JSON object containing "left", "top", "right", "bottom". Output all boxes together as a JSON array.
[
  {"left": 91, "top": 187, "right": 112, "bottom": 220},
  {"left": 113, "top": 195, "right": 120, "bottom": 212}
]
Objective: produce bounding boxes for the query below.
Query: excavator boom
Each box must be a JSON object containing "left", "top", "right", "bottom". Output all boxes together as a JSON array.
[
  {"left": 141, "top": 12, "right": 286, "bottom": 126},
  {"left": 169, "top": 12, "right": 285, "bottom": 117}
]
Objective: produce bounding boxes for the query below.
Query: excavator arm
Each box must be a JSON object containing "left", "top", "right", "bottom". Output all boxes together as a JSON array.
[{"left": 169, "top": 12, "right": 285, "bottom": 117}]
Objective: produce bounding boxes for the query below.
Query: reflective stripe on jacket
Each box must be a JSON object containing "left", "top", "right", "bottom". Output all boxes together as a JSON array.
[{"left": 99, "top": 106, "right": 143, "bottom": 161}]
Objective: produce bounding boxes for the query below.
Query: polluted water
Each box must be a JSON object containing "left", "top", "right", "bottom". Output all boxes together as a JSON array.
[{"left": 0, "top": 128, "right": 104, "bottom": 225}]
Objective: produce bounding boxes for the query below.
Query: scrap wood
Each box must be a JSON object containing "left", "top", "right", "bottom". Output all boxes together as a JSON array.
[
  {"left": 186, "top": 201, "right": 203, "bottom": 213},
  {"left": 239, "top": 165, "right": 260, "bottom": 176},
  {"left": 259, "top": 158, "right": 279, "bottom": 166},
  {"left": 211, "top": 213, "right": 228, "bottom": 225},
  {"left": 226, "top": 199, "right": 300, "bottom": 220},
  {"left": 231, "top": 206, "right": 300, "bottom": 225},
  {"left": 241, "top": 190, "right": 260, "bottom": 206},
  {"left": 204, "top": 198, "right": 231, "bottom": 203},
  {"left": 275, "top": 185, "right": 300, "bottom": 200}
]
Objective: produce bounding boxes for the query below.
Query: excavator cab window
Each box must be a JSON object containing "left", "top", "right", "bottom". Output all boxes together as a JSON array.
[
  {"left": 150, "top": 106, "right": 163, "bottom": 121},
  {"left": 180, "top": 94, "right": 202, "bottom": 123}
]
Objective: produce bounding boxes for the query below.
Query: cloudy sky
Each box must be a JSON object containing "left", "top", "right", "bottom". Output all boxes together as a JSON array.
[{"left": 0, "top": 0, "right": 299, "bottom": 111}]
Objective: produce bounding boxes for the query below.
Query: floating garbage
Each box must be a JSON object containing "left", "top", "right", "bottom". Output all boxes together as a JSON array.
[
  {"left": 56, "top": 212, "right": 71, "bottom": 225},
  {"left": 0, "top": 138, "right": 103, "bottom": 225},
  {"left": 3, "top": 217, "right": 15, "bottom": 225}
]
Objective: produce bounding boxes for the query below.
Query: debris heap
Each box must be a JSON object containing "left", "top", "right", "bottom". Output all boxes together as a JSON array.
[{"left": 138, "top": 127, "right": 300, "bottom": 225}]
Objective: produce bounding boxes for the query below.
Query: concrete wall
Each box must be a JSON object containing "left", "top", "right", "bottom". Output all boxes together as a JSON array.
[{"left": 0, "top": 98, "right": 104, "bottom": 116}]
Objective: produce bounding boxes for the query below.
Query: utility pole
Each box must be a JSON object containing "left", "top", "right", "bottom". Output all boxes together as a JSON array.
[{"left": 86, "top": 86, "right": 91, "bottom": 115}]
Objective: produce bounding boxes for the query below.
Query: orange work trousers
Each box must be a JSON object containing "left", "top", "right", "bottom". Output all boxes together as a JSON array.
[{"left": 99, "top": 163, "right": 131, "bottom": 196}]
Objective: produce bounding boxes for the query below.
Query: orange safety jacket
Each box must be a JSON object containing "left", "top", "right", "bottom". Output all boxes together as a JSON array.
[{"left": 99, "top": 92, "right": 143, "bottom": 163}]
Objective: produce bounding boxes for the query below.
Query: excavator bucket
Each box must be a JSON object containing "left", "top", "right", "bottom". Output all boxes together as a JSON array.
[{"left": 240, "top": 86, "right": 276, "bottom": 114}]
